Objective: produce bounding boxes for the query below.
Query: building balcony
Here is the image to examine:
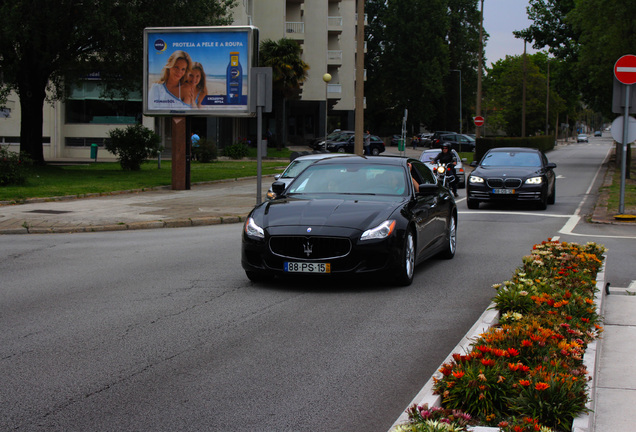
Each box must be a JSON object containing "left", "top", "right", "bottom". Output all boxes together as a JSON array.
[
  {"left": 327, "top": 50, "right": 342, "bottom": 65},
  {"left": 327, "top": 84, "right": 342, "bottom": 99},
  {"left": 285, "top": 22, "right": 304, "bottom": 40},
  {"left": 328, "top": 16, "right": 343, "bottom": 32}
]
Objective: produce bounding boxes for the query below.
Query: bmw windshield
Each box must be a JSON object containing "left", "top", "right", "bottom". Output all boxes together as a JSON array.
[{"left": 481, "top": 151, "right": 541, "bottom": 167}]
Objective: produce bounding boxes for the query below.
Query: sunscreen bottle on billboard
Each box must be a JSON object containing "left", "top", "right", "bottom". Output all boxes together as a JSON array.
[{"left": 226, "top": 52, "right": 242, "bottom": 104}]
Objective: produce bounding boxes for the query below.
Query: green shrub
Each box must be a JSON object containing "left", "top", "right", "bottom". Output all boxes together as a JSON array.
[
  {"left": 106, "top": 124, "right": 162, "bottom": 171},
  {"left": 0, "top": 146, "right": 32, "bottom": 186},
  {"left": 223, "top": 140, "right": 250, "bottom": 159},
  {"left": 193, "top": 138, "right": 217, "bottom": 163}
]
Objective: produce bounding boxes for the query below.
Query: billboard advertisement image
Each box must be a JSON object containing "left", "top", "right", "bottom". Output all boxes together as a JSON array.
[{"left": 143, "top": 26, "right": 257, "bottom": 116}]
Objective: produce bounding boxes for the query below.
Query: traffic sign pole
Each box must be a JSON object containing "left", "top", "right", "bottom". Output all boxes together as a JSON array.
[
  {"left": 620, "top": 84, "right": 630, "bottom": 214},
  {"left": 614, "top": 55, "right": 636, "bottom": 214}
]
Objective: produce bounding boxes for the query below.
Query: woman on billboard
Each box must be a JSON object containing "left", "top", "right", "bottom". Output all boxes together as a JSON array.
[{"left": 148, "top": 50, "right": 194, "bottom": 109}]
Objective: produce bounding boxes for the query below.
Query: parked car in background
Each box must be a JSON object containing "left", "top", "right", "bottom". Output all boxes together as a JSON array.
[
  {"left": 390, "top": 134, "right": 402, "bottom": 146},
  {"left": 436, "top": 133, "right": 476, "bottom": 152},
  {"left": 326, "top": 134, "right": 385, "bottom": 155},
  {"left": 310, "top": 130, "right": 354, "bottom": 150},
  {"left": 266, "top": 153, "right": 350, "bottom": 199},
  {"left": 577, "top": 134, "right": 589, "bottom": 143},
  {"left": 419, "top": 133, "right": 433, "bottom": 146},
  {"left": 429, "top": 131, "right": 457, "bottom": 148},
  {"left": 467, "top": 147, "right": 557, "bottom": 210},
  {"left": 594, "top": 131, "right": 602, "bottom": 137},
  {"left": 419, "top": 148, "right": 466, "bottom": 188},
  {"left": 242, "top": 155, "right": 457, "bottom": 286}
]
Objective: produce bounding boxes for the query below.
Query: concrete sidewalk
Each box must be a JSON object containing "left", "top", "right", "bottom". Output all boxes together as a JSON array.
[
  {"left": 591, "top": 282, "right": 636, "bottom": 432},
  {"left": 0, "top": 176, "right": 271, "bottom": 234}
]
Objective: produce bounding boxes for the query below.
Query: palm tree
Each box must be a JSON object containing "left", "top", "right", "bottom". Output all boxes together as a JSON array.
[{"left": 259, "top": 38, "right": 309, "bottom": 150}]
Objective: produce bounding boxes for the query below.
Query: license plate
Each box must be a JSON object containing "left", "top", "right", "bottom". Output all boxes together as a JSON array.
[
  {"left": 284, "top": 262, "right": 331, "bottom": 273},
  {"left": 493, "top": 188, "right": 515, "bottom": 194}
]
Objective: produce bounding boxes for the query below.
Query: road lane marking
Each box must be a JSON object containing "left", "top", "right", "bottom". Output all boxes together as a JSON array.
[{"left": 459, "top": 210, "right": 570, "bottom": 218}]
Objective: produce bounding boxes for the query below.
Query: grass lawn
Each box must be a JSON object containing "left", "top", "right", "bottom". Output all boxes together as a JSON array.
[
  {"left": 602, "top": 151, "right": 636, "bottom": 216},
  {"left": 0, "top": 160, "right": 288, "bottom": 202}
]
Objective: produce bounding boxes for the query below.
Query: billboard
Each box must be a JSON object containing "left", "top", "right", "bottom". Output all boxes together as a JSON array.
[{"left": 143, "top": 26, "right": 258, "bottom": 116}]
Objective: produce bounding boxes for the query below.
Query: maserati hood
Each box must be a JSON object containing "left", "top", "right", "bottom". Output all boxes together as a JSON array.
[{"left": 256, "top": 197, "right": 402, "bottom": 232}]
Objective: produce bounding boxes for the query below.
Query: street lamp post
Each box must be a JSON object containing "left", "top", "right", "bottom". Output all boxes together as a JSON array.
[
  {"left": 322, "top": 73, "right": 332, "bottom": 139},
  {"left": 450, "top": 69, "right": 462, "bottom": 134}
]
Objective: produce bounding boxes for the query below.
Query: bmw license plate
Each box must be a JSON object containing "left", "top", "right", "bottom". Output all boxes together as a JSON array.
[
  {"left": 493, "top": 188, "right": 515, "bottom": 194},
  {"left": 284, "top": 262, "right": 331, "bottom": 273}
]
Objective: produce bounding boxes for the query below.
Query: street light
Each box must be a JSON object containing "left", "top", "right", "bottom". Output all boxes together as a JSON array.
[
  {"left": 322, "top": 73, "right": 332, "bottom": 139},
  {"left": 450, "top": 69, "right": 462, "bottom": 134}
]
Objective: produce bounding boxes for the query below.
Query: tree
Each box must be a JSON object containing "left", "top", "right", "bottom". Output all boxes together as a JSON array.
[
  {"left": 365, "top": 0, "right": 450, "bottom": 135},
  {"left": 434, "top": 0, "right": 482, "bottom": 133},
  {"left": 258, "top": 38, "right": 309, "bottom": 150},
  {"left": 484, "top": 53, "right": 564, "bottom": 137},
  {"left": 516, "top": 0, "right": 579, "bottom": 61},
  {"left": 0, "top": 0, "right": 236, "bottom": 165},
  {"left": 569, "top": 0, "right": 636, "bottom": 116},
  {"left": 364, "top": 0, "right": 483, "bottom": 135}
]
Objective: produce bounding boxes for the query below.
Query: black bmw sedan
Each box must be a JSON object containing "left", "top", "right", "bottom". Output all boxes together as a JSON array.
[
  {"left": 467, "top": 147, "right": 557, "bottom": 210},
  {"left": 242, "top": 156, "right": 457, "bottom": 286}
]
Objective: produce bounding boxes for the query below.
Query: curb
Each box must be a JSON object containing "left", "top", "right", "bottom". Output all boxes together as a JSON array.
[
  {"left": 389, "top": 264, "right": 606, "bottom": 432},
  {"left": 0, "top": 215, "right": 246, "bottom": 235}
]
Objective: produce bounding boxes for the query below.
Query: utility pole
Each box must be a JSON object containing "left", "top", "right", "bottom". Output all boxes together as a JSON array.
[
  {"left": 475, "top": 0, "right": 484, "bottom": 138},
  {"left": 545, "top": 58, "right": 550, "bottom": 136},
  {"left": 354, "top": 0, "right": 365, "bottom": 155},
  {"left": 522, "top": 40, "right": 527, "bottom": 137}
]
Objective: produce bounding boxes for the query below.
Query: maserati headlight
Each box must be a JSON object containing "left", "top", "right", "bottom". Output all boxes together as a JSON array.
[
  {"left": 469, "top": 176, "right": 484, "bottom": 184},
  {"left": 361, "top": 220, "right": 396, "bottom": 241},
  {"left": 525, "top": 176, "right": 543, "bottom": 185},
  {"left": 244, "top": 217, "right": 265, "bottom": 239}
]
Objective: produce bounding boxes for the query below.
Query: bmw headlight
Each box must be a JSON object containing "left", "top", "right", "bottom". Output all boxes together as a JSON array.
[
  {"left": 244, "top": 217, "right": 265, "bottom": 239},
  {"left": 361, "top": 220, "right": 396, "bottom": 241},
  {"left": 469, "top": 176, "right": 484, "bottom": 184},
  {"left": 525, "top": 176, "right": 543, "bottom": 185}
]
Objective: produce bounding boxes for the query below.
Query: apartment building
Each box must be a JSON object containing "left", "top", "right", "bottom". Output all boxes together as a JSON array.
[{"left": 233, "top": 0, "right": 362, "bottom": 143}]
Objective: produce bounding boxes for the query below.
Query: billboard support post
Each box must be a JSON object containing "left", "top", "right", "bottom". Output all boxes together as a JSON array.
[{"left": 171, "top": 117, "right": 188, "bottom": 190}]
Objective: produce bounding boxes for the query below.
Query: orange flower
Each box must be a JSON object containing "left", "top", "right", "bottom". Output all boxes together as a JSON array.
[
  {"left": 491, "top": 348, "right": 507, "bottom": 357},
  {"left": 507, "top": 347, "right": 520, "bottom": 356},
  {"left": 452, "top": 370, "right": 465, "bottom": 379},
  {"left": 521, "top": 340, "right": 533, "bottom": 347},
  {"left": 481, "top": 358, "right": 496, "bottom": 367},
  {"left": 439, "top": 364, "right": 453, "bottom": 376},
  {"left": 535, "top": 382, "right": 550, "bottom": 391},
  {"left": 519, "top": 379, "right": 531, "bottom": 386}
]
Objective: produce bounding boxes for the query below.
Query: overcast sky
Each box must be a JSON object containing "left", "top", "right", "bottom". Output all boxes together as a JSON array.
[{"left": 483, "top": 0, "right": 538, "bottom": 67}]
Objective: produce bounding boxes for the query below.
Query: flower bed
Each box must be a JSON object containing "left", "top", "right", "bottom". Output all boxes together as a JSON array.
[{"left": 392, "top": 239, "right": 606, "bottom": 432}]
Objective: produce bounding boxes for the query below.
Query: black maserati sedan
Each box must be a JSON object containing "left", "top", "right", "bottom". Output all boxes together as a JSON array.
[
  {"left": 467, "top": 147, "right": 557, "bottom": 210},
  {"left": 242, "top": 156, "right": 457, "bottom": 286}
]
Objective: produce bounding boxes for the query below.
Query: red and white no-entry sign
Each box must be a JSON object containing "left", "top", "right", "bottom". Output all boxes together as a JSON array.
[
  {"left": 473, "top": 116, "right": 485, "bottom": 127},
  {"left": 614, "top": 54, "right": 636, "bottom": 85}
]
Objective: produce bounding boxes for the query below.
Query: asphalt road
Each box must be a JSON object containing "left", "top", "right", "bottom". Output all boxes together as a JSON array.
[{"left": 1, "top": 139, "right": 634, "bottom": 431}]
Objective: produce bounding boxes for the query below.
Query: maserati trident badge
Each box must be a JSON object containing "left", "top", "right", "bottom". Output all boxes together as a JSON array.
[{"left": 303, "top": 240, "right": 313, "bottom": 257}]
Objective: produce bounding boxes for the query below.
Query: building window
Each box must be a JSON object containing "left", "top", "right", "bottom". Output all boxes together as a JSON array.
[
  {"left": 65, "top": 137, "right": 108, "bottom": 147},
  {"left": 66, "top": 80, "right": 142, "bottom": 124}
]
